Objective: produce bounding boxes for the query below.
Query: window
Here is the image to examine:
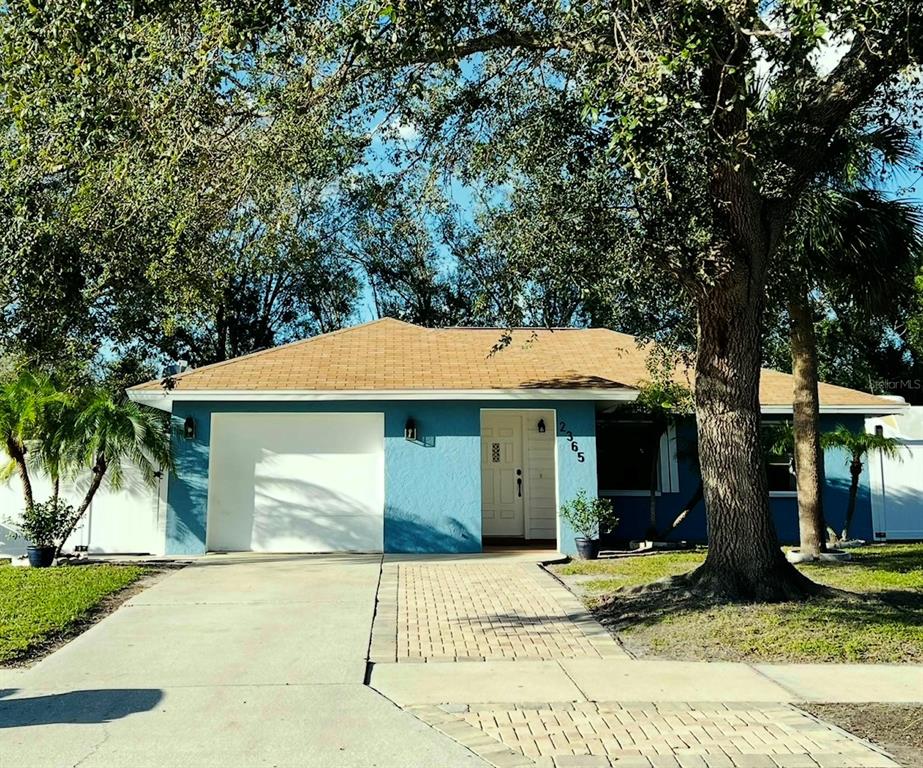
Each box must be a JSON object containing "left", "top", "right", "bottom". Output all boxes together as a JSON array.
[
  {"left": 596, "top": 418, "right": 678, "bottom": 494},
  {"left": 763, "top": 421, "right": 797, "bottom": 494}
]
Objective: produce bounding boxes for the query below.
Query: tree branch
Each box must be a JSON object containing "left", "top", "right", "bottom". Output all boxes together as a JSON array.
[
  {"left": 381, "top": 27, "right": 600, "bottom": 67},
  {"left": 782, "top": 10, "right": 921, "bottom": 193}
]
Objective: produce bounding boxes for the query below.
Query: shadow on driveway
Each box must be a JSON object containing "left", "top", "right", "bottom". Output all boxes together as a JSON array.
[{"left": 0, "top": 688, "right": 162, "bottom": 727}]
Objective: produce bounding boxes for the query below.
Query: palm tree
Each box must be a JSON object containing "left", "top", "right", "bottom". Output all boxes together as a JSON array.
[
  {"left": 0, "top": 371, "right": 70, "bottom": 511},
  {"left": 779, "top": 125, "right": 923, "bottom": 559},
  {"left": 54, "top": 390, "right": 172, "bottom": 557},
  {"left": 821, "top": 425, "right": 902, "bottom": 542}
]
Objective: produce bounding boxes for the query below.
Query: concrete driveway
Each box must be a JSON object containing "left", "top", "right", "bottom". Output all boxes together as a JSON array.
[{"left": 0, "top": 555, "right": 486, "bottom": 768}]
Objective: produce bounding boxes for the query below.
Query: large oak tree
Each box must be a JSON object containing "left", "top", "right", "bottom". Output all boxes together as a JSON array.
[
  {"left": 3, "top": 1, "right": 921, "bottom": 599},
  {"left": 321, "top": 0, "right": 922, "bottom": 598}
]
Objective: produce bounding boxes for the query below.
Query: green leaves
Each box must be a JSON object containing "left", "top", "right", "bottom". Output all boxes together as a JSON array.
[
  {"left": 631, "top": 380, "right": 694, "bottom": 418},
  {"left": 1, "top": 0, "right": 365, "bottom": 377},
  {"left": 64, "top": 388, "right": 173, "bottom": 489},
  {"left": 11, "top": 499, "right": 80, "bottom": 548},
  {"left": 0, "top": 370, "right": 173, "bottom": 501},
  {"left": 821, "top": 424, "right": 904, "bottom": 463},
  {"left": 559, "top": 489, "right": 618, "bottom": 540}
]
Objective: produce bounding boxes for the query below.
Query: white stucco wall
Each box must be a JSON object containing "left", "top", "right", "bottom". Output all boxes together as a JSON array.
[
  {"left": 866, "top": 406, "right": 923, "bottom": 540},
  {"left": 0, "top": 467, "right": 167, "bottom": 557}
]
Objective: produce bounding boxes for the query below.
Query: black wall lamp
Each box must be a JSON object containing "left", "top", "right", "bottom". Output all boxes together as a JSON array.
[
  {"left": 183, "top": 416, "right": 196, "bottom": 440},
  {"left": 537, "top": 418, "right": 546, "bottom": 434},
  {"left": 404, "top": 417, "right": 417, "bottom": 441}
]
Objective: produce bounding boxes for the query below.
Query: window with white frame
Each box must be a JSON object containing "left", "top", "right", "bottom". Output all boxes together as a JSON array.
[{"left": 596, "top": 418, "right": 679, "bottom": 495}]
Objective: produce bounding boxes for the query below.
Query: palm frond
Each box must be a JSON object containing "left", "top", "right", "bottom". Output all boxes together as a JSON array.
[
  {"left": 821, "top": 424, "right": 904, "bottom": 462},
  {"left": 802, "top": 189, "right": 923, "bottom": 317}
]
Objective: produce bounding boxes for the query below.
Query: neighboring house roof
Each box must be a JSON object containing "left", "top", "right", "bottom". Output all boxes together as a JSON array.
[{"left": 128, "top": 318, "right": 903, "bottom": 413}]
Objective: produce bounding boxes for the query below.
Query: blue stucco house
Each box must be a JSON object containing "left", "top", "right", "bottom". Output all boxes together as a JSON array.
[{"left": 127, "top": 318, "right": 904, "bottom": 555}]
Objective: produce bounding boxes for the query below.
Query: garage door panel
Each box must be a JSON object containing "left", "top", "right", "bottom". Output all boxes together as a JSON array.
[
  {"left": 250, "top": 512, "right": 383, "bottom": 552},
  {"left": 207, "top": 413, "right": 384, "bottom": 552}
]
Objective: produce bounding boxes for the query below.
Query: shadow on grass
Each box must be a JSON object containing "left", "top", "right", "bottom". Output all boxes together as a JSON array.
[
  {"left": 872, "top": 589, "right": 923, "bottom": 613},
  {"left": 846, "top": 546, "right": 923, "bottom": 574},
  {"left": 593, "top": 576, "right": 923, "bottom": 637},
  {"left": 592, "top": 578, "right": 716, "bottom": 632}
]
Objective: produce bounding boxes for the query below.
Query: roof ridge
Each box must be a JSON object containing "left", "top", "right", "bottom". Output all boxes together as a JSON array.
[
  {"left": 437, "top": 325, "right": 629, "bottom": 332},
  {"left": 127, "top": 317, "right": 407, "bottom": 391}
]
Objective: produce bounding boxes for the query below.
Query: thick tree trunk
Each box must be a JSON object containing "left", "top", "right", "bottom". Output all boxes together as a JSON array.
[
  {"left": 841, "top": 459, "right": 862, "bottom": 540},
  {"left": 7, "top": 438, "right": 34, "bottom": 510},
  {"left": 789, "top": 290, "right": 827, "bottom": 558},
  {"left": 54, "top": 458, "right": 107, "bottom": 559},
  {"left": 689, "top": 267, "right": 817, "bottom": 601}
]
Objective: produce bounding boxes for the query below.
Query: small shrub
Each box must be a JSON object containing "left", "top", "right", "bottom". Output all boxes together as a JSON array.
[
  {"left": 8, "top": 498, "right": 80, "bottom": 548},
  {"left": 560, "top": 490, "right": 618, "bottom": 540}
]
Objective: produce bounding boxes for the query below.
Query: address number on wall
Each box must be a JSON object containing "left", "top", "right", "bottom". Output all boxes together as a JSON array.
[{"left": 558, "top": 421, "right": 585, "bottom": 463}]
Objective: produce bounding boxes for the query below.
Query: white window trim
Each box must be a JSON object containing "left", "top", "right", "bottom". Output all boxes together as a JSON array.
[{"left": 599, "top": 422, "right": 680, "bottom": 495}]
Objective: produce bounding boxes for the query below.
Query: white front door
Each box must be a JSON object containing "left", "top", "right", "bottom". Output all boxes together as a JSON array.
[{"left": 481, "top": 412, "right": 525, "bottom": 537}]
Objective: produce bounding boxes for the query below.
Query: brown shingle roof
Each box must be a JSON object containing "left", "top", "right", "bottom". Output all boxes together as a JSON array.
[{"left": 129, "top": 318, "right": 896, "bottom": 409}]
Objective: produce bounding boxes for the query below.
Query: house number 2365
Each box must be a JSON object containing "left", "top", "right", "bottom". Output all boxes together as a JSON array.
[{"left": 558, "top": 421, "right": 585, "bottom": 463}]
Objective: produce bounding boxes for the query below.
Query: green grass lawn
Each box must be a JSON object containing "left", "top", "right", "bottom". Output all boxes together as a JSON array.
[
  {"left": 554, "top": 550, "right": 708, "bottom": 592},
  {"left": 0, "top": 564, "right": 147, "bottom": 664},
  {"left": 551, "top": 544, "right": 923, "bottom": 664}
]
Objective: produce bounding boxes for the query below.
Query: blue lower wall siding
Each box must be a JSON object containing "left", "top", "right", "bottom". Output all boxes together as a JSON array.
[
  {"left": 165, "top": 399, "right": 600, "bottom": 555},
  {"left": 553, "top": 402, "right": 600, "bottom": 555},
  {"left": 167, "top": 405, "right": 213, "bottom": 555},
  {"left": 165, "top": 398, "right": 875, "bottom": 555},
  {"left": 601, "top": 415, "right": 874, "bottom": 545},
  {"left": 383, "top": 403, "right": 481, "bottom": 553}
]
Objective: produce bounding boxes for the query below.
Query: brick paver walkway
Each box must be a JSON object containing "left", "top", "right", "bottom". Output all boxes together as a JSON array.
[
  {"left": 370, "top": 561, "right": 625, "bottom": 663},
  {"left": 369, "top": 559, "right": 901, "bottom": 767},
  {"left": 410, "top": 702, "right": 898, "bottom": 768}
]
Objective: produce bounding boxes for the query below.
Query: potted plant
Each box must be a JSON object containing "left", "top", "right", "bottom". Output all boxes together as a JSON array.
[
  {"left": 560, "top": 490, "right": 618, "bottom": 560},
  {"left": 9, "top": 498, "right": 79, "bottom": 568}
]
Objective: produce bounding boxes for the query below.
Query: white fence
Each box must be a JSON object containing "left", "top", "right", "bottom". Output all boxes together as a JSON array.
[
  {"left": 0, "top": 467, "right": 168, "bottom": 557},
  {"left": 868, "top": 407, "right": 923, "bottom": 541}
]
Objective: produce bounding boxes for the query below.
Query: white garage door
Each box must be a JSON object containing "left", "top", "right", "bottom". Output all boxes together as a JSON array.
[{"left": 207, "top": 412, "right": 384, "bottom": 552}]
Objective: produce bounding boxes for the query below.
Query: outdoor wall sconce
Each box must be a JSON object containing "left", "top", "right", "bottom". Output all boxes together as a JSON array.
[
  {"left": 404, "top": 418, "right": 417, "bottom": 441},
  {"left": 537, "top": 418, "right": 546, "bottom": 434},
  {"left": 183, "top": 416, "right": 196, "bottom": 440}
]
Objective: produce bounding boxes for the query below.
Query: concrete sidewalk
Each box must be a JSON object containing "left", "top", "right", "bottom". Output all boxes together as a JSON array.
[
  {"left": 0, "top": 555, "right": 487, "bottom": 768},
  {"left": 371, "top": 657, "right": 923, "bottom": 706}
]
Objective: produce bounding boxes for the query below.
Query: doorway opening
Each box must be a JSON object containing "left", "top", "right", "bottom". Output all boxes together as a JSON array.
[{"left": 480, "top": 409, "right": 558, "bottom": 547}]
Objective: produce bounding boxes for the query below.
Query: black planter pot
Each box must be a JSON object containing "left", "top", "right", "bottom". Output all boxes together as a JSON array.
[
  {"left": 574, "top": 537, "right": 599, "bottom": 560},
  {"left": 26, "top": 546, "right": 56, "bottom": 568}
]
